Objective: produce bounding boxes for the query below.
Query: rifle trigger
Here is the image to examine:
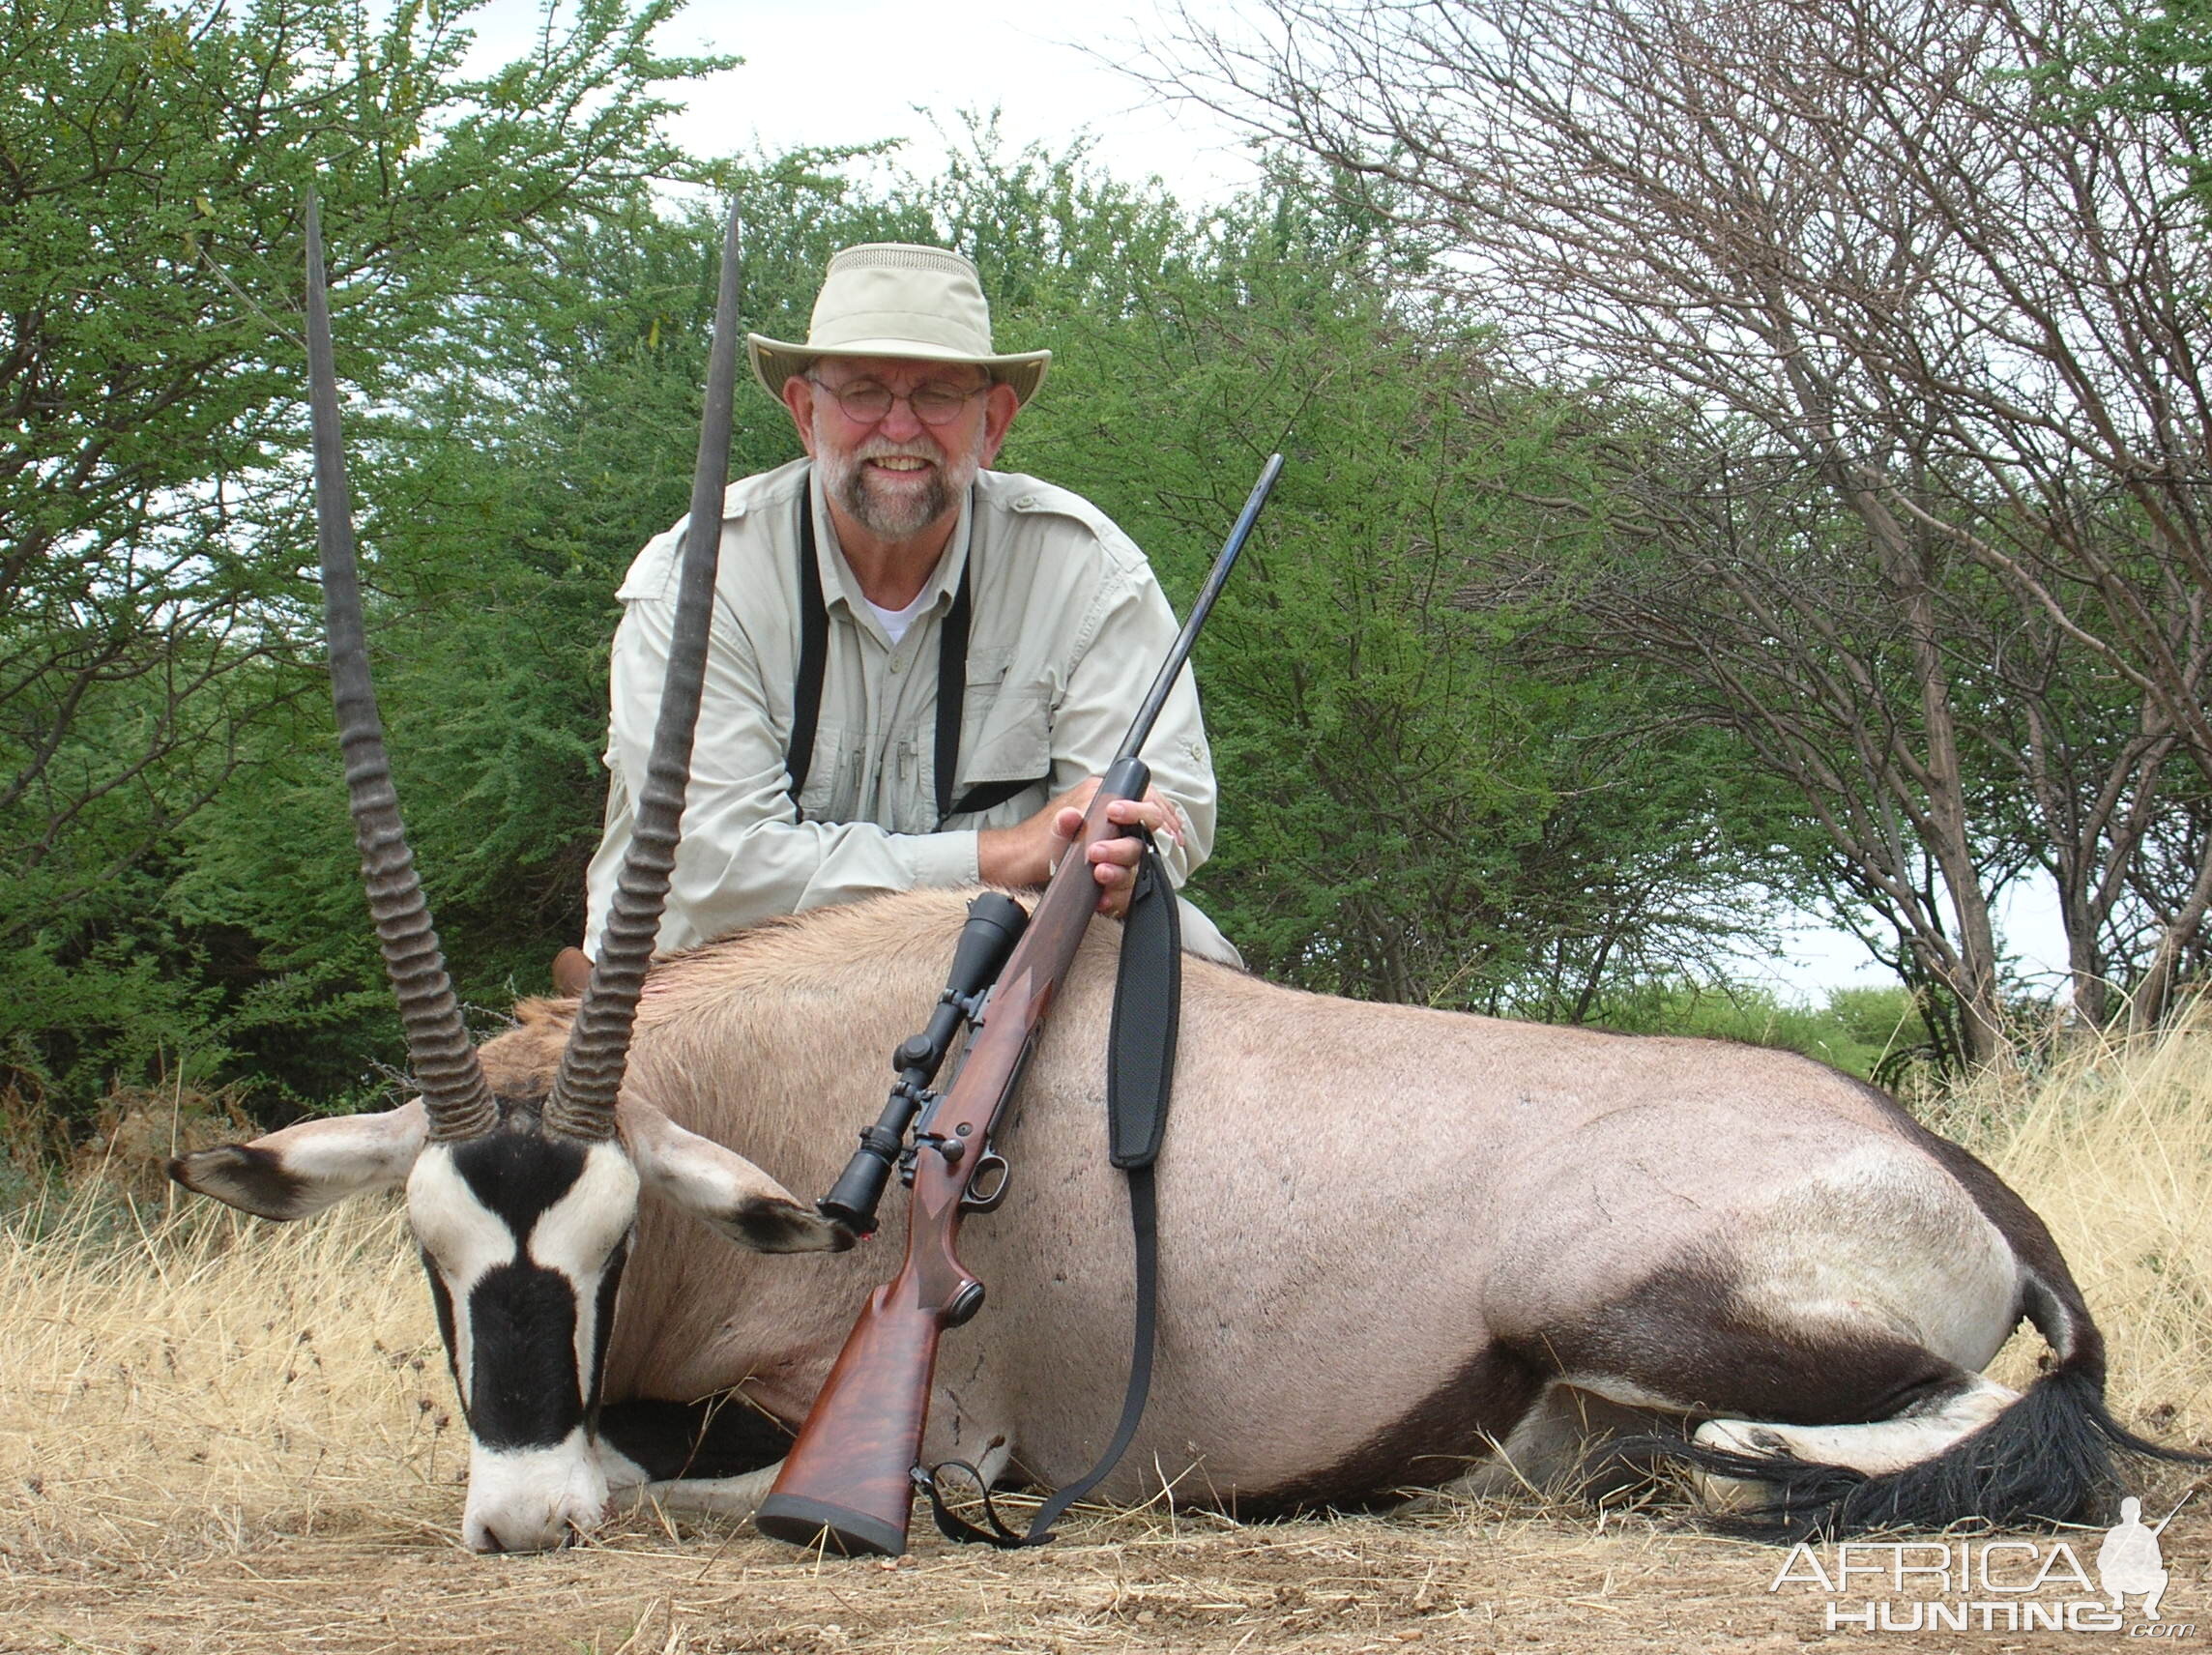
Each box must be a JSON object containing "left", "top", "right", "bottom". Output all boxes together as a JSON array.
[{"left": 960, "top": 1149, "right": 1010, "bottom": 1212}]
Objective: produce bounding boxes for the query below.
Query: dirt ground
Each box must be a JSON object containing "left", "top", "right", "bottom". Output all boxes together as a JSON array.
[{"left": 4, "top": 1492, "right": 2206, "bottom": 1655}]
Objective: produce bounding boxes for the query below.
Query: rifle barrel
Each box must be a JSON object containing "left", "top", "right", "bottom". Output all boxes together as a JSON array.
[{"left": 1113, "top": 452, "right": 1283, "bottom": 766}]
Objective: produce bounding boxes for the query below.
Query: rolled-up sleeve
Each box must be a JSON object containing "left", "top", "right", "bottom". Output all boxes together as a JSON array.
[{"left": 1043, "top": 551, "right": 1216, "bottom": 890}]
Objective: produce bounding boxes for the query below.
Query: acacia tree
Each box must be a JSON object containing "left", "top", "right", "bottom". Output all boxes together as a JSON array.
[
  {"left": 952, "top": 156, "right": 1798, "bottom": 1010},
  {"left": 1157, "top": 0, "right": 2212, "bottom": 1051},
  {"left": 0, "top": 0, "right": 717, "bottom": 1103}
]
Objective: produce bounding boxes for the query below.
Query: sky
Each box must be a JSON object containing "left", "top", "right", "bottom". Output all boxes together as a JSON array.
[
  {"left": 1744, "top": 884, "right": 2071, "bottom": 1005},
  {"left": 453, "top": 1, "right": 2075, "bottom": 1001},
  {"left": 457, "top": 0, "right": 1265, "bottom": 202}
]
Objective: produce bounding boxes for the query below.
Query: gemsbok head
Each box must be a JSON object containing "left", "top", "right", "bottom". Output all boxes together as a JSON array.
[{"left": 171, "top": 195, "right": 848, "bottom": 1553}]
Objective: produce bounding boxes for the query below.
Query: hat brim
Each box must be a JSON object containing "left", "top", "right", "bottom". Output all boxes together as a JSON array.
[{"left": 748, "top": 334, "right": 1050, "bottom": 408}]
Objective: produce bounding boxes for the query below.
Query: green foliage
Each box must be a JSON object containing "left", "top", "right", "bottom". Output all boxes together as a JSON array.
[
  {"left": 959, "top": 154, "right": 1802, "bottom": 1008},
  {"left": 2051, "top": 0, "right": 2212, "bottom": 205},
  {"left": 166, "top": 156, "right": 943, "bottom": 1105},
  {"left": 4, "top": 65, "right": 1887, "bottom": 1135},
  {"left": 0, "top": 0, "right": 720, "bottom": 1120},
  {"left": 1587, "top": 981, "right": 1935, "bottom": 1082}
]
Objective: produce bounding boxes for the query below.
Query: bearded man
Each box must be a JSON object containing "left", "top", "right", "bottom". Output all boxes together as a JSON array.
[{"left": 579, "top": 242, "right": 1237, "bottom": 970}]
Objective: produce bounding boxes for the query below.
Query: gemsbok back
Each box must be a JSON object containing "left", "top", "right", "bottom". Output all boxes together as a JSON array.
[{"left": 173, "top": 200, "right": 2191, "bottom": 1553}]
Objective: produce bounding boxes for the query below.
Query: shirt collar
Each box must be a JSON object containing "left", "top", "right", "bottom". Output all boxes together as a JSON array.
[{"left": 808, "top": 467, "right": 973, "bottom": 630}]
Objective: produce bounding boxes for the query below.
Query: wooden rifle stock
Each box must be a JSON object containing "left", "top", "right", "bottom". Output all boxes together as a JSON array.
[
  {"left": 755, "top": 454, "right": 1282, "bottom": 1557},
  {"left": 753, "top": 768, "right": 1145, "bottom": 1555}
]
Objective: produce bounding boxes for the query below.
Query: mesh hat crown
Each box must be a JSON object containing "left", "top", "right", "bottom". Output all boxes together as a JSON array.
[{"left": 748, "top": 243, "right": 1051, "bottom": 405}]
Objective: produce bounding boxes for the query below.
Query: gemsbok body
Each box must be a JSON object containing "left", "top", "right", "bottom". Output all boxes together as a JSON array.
[
  {"left": 179, "top": 887, "right": 2181, "bottom": 1550},
  {"left": 172, "top": 197, "right": 2182, "bottom": 1553}
]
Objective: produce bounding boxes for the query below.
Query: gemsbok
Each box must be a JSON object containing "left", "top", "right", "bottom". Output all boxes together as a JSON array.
[{"left": 172, "top": 200, "right": 2189, "bottom": 1553}]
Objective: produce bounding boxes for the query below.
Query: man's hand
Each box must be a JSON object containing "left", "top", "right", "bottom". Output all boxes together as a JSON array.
[{"left": 976, "top": 776, "right": 1185, "bottom": 917}]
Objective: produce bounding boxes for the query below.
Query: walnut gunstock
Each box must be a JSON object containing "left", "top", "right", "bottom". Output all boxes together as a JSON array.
[{"left": 748, "top": 1271, "right": 958, "bottom": 1556}]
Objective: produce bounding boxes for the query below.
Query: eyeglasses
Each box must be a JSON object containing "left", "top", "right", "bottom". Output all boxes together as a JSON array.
[{"left": 807, "top": 375, "right": 990, "bottom": 427}]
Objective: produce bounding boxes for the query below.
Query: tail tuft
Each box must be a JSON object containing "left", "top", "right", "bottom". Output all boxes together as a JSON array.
[{"left": 1616, "top": 1366, "right": 2201, "bottom": 1543}]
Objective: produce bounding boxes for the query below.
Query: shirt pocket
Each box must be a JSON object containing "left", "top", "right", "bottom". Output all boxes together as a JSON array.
[
  {"left": 793, "top": 717, "right": 863, "bottom": 822},
  {"left": 948, "top": 648, "right": 1052, "bottom": 819}
]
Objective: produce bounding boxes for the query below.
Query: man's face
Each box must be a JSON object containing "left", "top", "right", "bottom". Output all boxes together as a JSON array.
[{"left": 784, "top": 357, "right": 1019, "bottom": 542}]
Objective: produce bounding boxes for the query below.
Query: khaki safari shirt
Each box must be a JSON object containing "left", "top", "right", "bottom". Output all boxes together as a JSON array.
[{"left": 584, "top": 458, "right": 1233, "bottom": 961}]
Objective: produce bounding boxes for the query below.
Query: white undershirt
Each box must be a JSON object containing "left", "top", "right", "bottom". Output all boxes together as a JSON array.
[{"left": 866, "top": 584, "right": 936, "bottom": 646}]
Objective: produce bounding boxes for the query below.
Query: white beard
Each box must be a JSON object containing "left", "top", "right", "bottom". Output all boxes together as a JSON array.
[{"left": 814, "top": 425, "right": 986, "bottom": 538}]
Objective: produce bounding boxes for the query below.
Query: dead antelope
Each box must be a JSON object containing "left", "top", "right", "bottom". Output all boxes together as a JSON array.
[{"left": 174, "top": 200, "right": 2184, "bottom": 1553}]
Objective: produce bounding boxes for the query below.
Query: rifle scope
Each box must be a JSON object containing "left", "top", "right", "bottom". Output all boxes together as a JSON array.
[{"left": 816, "top": 890, "right": 1029, "bottom": 1234}]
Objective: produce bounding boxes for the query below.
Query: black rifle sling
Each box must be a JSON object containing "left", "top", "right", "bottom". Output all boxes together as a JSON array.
[
  {"left": 785, "top": 486, "right": 1047, "bottom": 825},
  {"left": 921, "top": 835, "right": 1179, "bottom": 1549},
  {"left": 1105, "top": 838, "right": 1180, "bottom": 1171}
]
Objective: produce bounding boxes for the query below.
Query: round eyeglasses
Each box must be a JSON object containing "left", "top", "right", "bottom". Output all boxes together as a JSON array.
[{"left": 807, "top": 375, "right": 990, "bottom": 427}]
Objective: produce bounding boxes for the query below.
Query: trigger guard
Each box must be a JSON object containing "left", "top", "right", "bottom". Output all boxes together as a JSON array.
[{"left": 960, "top": 1150, "right": 1010, "bottom": 1212}]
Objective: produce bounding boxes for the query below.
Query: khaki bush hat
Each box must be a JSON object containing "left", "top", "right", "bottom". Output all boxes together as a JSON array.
[{"left": 748, "top": 243, "right": 1051, "bottom": 406}]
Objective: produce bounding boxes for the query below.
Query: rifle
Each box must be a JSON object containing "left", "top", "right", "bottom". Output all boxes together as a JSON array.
[{"left": 754, "top": 453, "right": 1285, "bottom": 1557}]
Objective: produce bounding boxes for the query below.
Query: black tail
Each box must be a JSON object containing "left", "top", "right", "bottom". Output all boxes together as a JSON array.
[{"left": 1620, "top": 1279, "right": 2203, "bottom": 1542}]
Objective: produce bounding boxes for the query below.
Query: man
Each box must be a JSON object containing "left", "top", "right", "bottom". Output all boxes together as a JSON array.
[{"left": 579, "top": 241, "right": 1237, "bottom": 969}]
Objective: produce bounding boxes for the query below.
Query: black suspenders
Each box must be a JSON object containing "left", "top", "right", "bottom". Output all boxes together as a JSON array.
[
  {"left": 785, "top": 496, "right": 833, "bottom": 808},
  {"left": 785, "top": 486, "right": 1046, "bottom": 826}
]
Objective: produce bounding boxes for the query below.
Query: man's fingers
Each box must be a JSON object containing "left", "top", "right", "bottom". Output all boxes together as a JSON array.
[
  {"left": 1101, "top": 798, "right": 1179, "bottom": 841},
  {"left": 1093, "top": 857, "right": 1136, "bottom": 916},
  {"left": 1045, "top": 781, "right": 1181, "bottom": 902},
  {"left": 1087, "top": 834, "right": 1145, "bottom": 870},
  {"left": 1144, "top": 787, "right": 1186, "bottom": 844},
  {"left": 1087, "top": 839, "right": 1143, "bottom": 921}
]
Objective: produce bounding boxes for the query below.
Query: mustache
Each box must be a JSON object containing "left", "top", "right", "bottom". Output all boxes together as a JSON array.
[{"left": 857, "top": 439, "right": 941, "bottom": 464}]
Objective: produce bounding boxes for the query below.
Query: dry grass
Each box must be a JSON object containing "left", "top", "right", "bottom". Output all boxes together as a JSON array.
[
  {"left": 1929, "top": 1018, "right": 2212, "bottom": 1430},
  {"left": 2, "top": 1027, "right": 2210, "bottom": 1653}
]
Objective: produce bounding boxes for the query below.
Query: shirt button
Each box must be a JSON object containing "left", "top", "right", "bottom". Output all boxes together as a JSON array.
[{"left": 888, "top": 657, "right": 905, "bottom": 674}]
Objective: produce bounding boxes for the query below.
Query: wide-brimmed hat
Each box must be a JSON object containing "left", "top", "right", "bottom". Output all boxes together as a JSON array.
[{"left": 747, "top": 243, "right": 1051, "bottom": 406}]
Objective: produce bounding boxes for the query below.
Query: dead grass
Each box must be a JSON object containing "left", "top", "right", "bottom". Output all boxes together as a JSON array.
[
  {"left": 2, "top": 1024, "right": 2210, "bottom": 1653},
  {"left": 1932, "top": 1017, "right": 2212, "bottom": 1430}
]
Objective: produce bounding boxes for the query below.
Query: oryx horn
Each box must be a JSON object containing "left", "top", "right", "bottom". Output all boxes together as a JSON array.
[
  {"left": 305, "top": 189, "right": 497, "bottom": 1143},
  {"left": 540, "top": 206, "right": 742, "bottom": 1143}
]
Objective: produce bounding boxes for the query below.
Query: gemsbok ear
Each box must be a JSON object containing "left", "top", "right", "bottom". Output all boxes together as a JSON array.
[
  {"left": 168, "top": 1101, "right": 427, "bottom": 1221},
  {"left": 625, "top": 1102, "right": 852, "bottom": 1254}
]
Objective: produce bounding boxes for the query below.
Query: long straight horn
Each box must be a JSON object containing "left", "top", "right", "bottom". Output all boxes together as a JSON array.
[
  {"left": 541, "top": 206, "right": 742, "bottom": 1144},
  {"left": 305, "top": 189, "right": 497, "bottom": 1143}
]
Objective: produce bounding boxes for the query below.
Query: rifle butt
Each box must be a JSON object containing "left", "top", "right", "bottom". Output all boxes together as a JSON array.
[{"left": 755, "top": 1280, "right": 948, "bottom": 1555}]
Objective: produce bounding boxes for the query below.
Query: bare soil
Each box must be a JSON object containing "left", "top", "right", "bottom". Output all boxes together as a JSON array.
[{"left": 4, "top": 1495, "right": 2206, "bottom": 1655}]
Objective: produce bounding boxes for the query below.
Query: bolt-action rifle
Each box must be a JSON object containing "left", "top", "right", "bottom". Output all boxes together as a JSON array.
[{"left": 753, "top": 454, "right": 1284, "bottom": 1558}]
